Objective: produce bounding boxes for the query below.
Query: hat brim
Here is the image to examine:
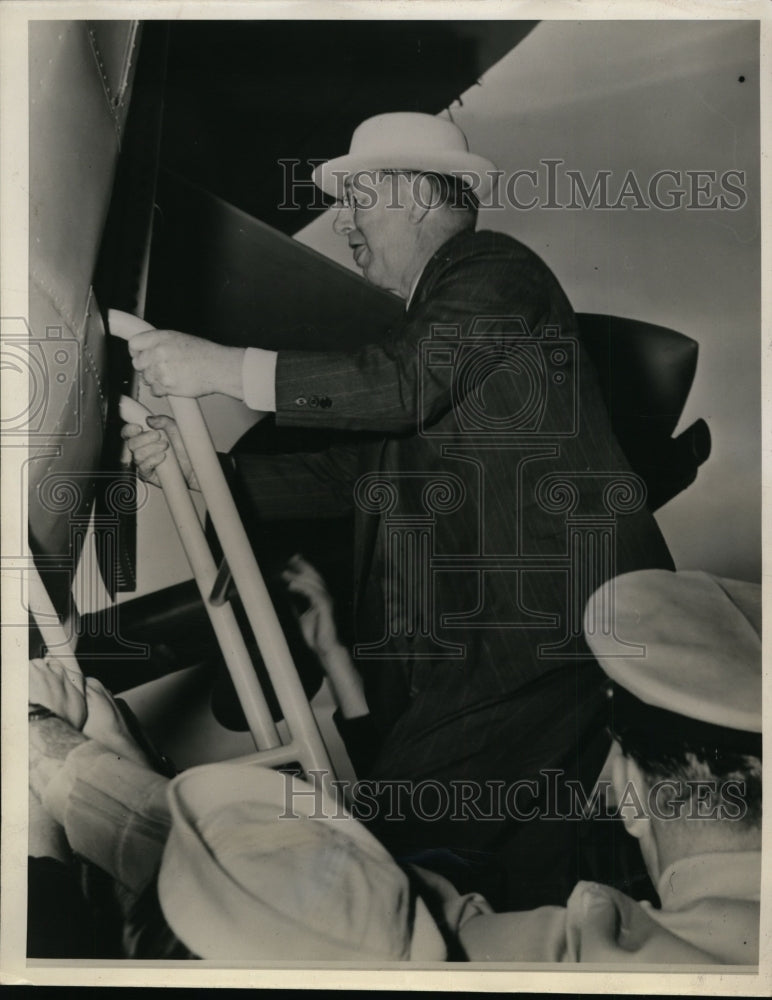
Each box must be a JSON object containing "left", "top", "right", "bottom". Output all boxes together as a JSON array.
[
  {"left": 313, "top": 152, "right": 499, "bottom": 204},
  {"left": 583, "top": 569, "right": 761, "bottom": 734}
]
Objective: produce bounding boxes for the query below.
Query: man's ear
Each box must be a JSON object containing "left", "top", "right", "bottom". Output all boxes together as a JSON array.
[
  {"left": 407, "top": 174, "right": 433, "bottom": 224},
  {"left": 611, "top": 752, "right": 651, "bottom": 841}
]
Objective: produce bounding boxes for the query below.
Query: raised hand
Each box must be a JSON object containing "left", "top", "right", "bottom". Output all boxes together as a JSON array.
[
  {"left": 29, "top": 657, "right": 87, "bottom": 730},
  {"left": 29, "top": 658, "right": 152, "bottom": 767},
  {"left": 281, "top": 555, "right": 368, "bottom": 720},
  {"left": 281, "top": 553, "right": 341, "bottom": 658}
]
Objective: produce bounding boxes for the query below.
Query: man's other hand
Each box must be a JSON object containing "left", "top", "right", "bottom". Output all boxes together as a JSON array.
[
  {"left": 121, "top": 414, "right": 199, "bottom": 490},
  {"left": 282, "top": 554, "right": 341, "bottom": 658},
  {"left": 29, "top": 658, "right": 153, "bottom": 768},
  {"left": 282, "top": 555, "right": 369, "bottom": 720},
  {"left": 128, "top": 329, "right": 245, "bottom": 400},
  {"left": 29, "top": 715, "right": 86, "bottom": 802},
  {"left": 29, "top": 657, "right": 87, "bottom": 730}
]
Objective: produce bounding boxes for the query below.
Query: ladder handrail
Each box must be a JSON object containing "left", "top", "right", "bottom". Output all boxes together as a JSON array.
[{"left": 109, "top": 309, "right": 336, "bottom": 786}]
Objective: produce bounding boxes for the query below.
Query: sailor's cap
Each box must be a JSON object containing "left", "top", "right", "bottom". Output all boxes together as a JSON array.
[
  {"left": 583, "top": 569, "right": 761, "bottom": 736},
  {"left": 157, "top": 762, "right": 446, "bottom": 961}
]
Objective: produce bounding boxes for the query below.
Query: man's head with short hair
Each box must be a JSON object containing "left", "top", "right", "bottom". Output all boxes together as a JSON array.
[
  {"left": 606, "top": 701, "right": 761, "bottom": 886},
  {"left": 609, "top": 698, "right": 762, "bottom": 828},
  {"left": 584, "top": 569, "right": 762, "bottom": 888}
]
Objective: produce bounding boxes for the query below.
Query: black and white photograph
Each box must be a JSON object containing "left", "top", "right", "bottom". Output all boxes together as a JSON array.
[{"left": 0, "top": 1, "right": 768, "bottom": 991}]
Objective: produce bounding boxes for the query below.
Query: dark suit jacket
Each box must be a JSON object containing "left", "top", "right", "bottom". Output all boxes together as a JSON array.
[{"left": 236, "top": 226, "right": 673, "bottom": 723}]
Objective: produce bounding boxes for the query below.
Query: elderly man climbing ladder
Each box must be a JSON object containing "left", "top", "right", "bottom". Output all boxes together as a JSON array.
[{"left": 121, "top": 111, "right": 674, "bottom": 909}]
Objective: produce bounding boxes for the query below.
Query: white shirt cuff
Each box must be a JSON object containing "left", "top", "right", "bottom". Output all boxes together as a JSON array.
[{"left": 242, "top": 348, "right": 278, "bottom": 411}]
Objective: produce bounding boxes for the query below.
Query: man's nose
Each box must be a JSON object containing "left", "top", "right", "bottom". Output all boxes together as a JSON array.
[{"left": 333, "top": 204, "right": 354, "bottom": 236}]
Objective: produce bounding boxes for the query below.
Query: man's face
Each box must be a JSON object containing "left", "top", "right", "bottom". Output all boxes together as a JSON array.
[{"left": 333, "top": 172, "right": 414, "bottom": 295}]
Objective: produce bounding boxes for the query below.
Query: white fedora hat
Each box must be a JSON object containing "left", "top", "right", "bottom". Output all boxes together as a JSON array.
[{"left": 313, "top": 111, "right": 499, "bottom": 204}]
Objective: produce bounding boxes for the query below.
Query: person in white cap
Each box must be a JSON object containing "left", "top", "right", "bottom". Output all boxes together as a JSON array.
[
  {"left": 120, "top": 112, "right": 674, "bottom": 909},
  {"left": 425, "top": 568, "right": 762, "bottom": 963},
  {"left": 27, "top": 565, "right": 761, "bottom": 963}
]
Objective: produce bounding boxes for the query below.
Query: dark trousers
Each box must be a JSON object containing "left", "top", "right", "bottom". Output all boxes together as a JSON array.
[{"left": 350, "top": 661, "right": 639, "bottom": 911}]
